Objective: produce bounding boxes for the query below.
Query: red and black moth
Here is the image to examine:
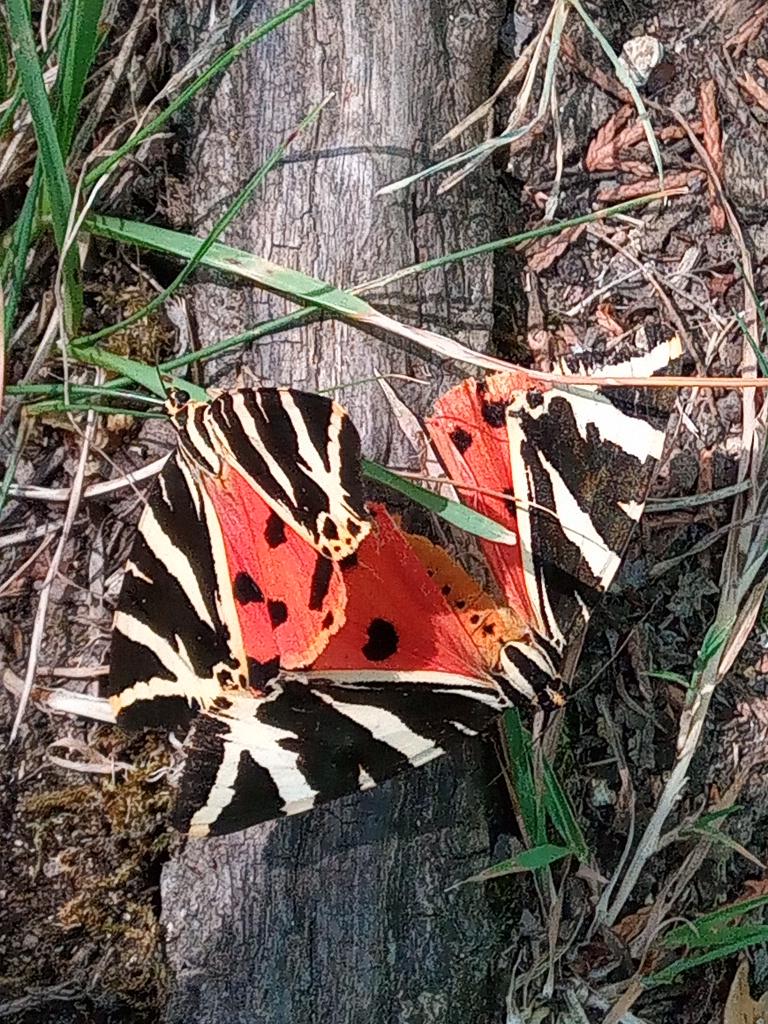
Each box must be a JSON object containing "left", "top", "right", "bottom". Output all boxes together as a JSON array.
[
  {"left": 42, "top": 342, "right": 678, "bottom": 836},
  {"left": 106, "top": 387, "right": 370, "bottom": 734}
]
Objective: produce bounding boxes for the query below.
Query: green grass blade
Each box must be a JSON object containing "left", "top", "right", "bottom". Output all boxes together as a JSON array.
[
  {"left": 8, "top": 0, "right": 71, "bottom": 251},
  {"left": 25, "top": 401, "right": 159, "bottom": 419},
  {"left": 452, "top": 844, "right": 572, "bottom": 886},
  {"left": 84, "top": 215, "right": 372, "bottom": 318},
  {"left": 3, "top": 162, "right": 42, "bottom": 339},
  {"left": 361, "top": 459, "right": 518, "bottom": 545},
  {"left": 543, "top": 757, "right": 589, "bottom": 862},
  {"left": 84, "top": 0, "right": 314, "bottom": 188},
  {"left": 83, "top": 192, "right": 672, "bottom": 377},
  {"left": 7, "top": 0, "right": 81, "bottom": 333},
  {"left": 663, "top": 893, "right": 768, "bottom": 948},
  {"left": 504, "top": 709, "right": 546, "bottom": 845},
  {"left": 87, "top": 192, "right": 670, "bottom": 338},
  {"left": 568, "top": 0, "right": 663, "bottom": 184},
  {"left": 55, "top": 0, "right": 104, "bottom": 154},
  {"left": 71, "top": 346, "right": 210, "bottom": 401},
  {"left": 6, "top": 381, "right": 164, "bottom": 405},
  {"left": 735, "top": 312, "right": 768, "bottom": 377},
  {"left": 0, "top": 19, "right": 9, "bottom": 106},
  {"left": 647, "top": 929, "right": 768, "bottom": 987},
  {"left": 377, "top": 125, "right": 533, "bottom": 196}
]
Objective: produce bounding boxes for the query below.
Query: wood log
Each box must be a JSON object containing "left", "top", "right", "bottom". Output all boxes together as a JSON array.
[{"left": 160, "top": 2, "right": 518, "bottom": 1020}]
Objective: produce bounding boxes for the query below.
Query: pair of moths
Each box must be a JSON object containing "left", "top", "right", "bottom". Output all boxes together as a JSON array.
[{"left": 99, "top": 342, "right": 677, "bottom": 835}]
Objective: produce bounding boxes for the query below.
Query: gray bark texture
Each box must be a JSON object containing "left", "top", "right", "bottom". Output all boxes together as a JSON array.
[{"left": 160, "top": 2, "right": 519, "bottom": 1021}]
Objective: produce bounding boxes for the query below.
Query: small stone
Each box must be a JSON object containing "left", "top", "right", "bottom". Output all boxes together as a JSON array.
[
  {"left": 590, "top": 778, "right": 616, "bottom": 808},
  {"left": 619, "top": 35, "right": 664, "bottom": 88}
]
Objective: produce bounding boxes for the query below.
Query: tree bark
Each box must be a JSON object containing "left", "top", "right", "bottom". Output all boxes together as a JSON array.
[{"left": 160, "top": 2, "right": 518, "bottom": 1021}]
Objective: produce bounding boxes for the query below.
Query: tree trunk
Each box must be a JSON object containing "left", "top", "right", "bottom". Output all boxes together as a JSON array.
[{"left": 160, "top": 2, "right": 518, "bottom": 1021}]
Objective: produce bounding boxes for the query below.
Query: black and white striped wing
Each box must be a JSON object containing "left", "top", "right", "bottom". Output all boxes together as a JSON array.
[
  {"left": 106, "top": 451, "right": 249, "bottom": 731},
  {"left": 506, "top": 340, "right": 680, "bottom": 650},
  {"left": 171, "top": 387, "right": 369, "bottom": 560},
  {"left": 175, "top": 675, "right": 507, "bottom": 836}
]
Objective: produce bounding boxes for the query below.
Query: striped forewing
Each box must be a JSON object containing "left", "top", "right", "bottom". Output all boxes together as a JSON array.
[
  {"left": 176, "top": 671, "right": 510, "bottom": 836},
  {"left": 504, "top": 342, "right": 679, "bottom": 649},
  {"left": 107, "top": 452, "right": 249, "bottom": 730},
  {"left": 172, "top": 388, "right": 369, "bottom": 560}
]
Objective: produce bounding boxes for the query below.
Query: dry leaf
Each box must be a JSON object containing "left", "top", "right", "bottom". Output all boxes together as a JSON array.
[
  {"left": 585, "top": 105, "right": 634, "bottom": 171},
  {"left": 700, "top": 80, "right": 726, "bottom": 233},
  {"left": 613, "top": 905, "right": 654, "bottom": 944},
  {"left": 708, "top": 271, "right": 737, "bottom": 298},
  {"left": 738, "top": 72, "right": 768, "bottom": 112},
  {"left": 527, "top": 223, "right": 586, "bottom": 273},
  {"left": 726, "top": 4, "right": 768, "bottom": 58},
  {"left": 595, "top": 302, "right": 625, "bottom": 337},
  {"left": 724, "top": 960, "right": 768, "bottom": 1024}
]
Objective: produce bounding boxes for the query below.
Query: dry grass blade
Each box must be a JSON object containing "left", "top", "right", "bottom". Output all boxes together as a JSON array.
[
  {"left": 0, "top": 531, "right": 57, "bottom": 597},
  {"left": 8, "top": 454, "right": 167, "bottom": 502},
  {"left": 433, "top": 35, "right": 539, "bottom": 151},
  {"left": 47, "top": 738, "right": 133, "bottom": 775},
  {"left": 377, "top": 379, "right": 453, "bottom": 495},
  {"left": 2, "top": 668, "right": 115, "bottom": 723},
  {"left": 9, "top": 396, "right": 101, "bottom": 742}
]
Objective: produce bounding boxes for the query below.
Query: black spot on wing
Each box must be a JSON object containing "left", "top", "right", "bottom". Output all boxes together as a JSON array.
[
  {"left": 322, "top": 611, "right": 334, "bottom": 629},
  {"left": 449, "top": 427, "right": 473, "bottom": 453},
  {"left": 268, "top": 600, "right": 288, "bottom": 628},
  {"left": 322, "top": 518, "right": 339, "bottom": 540},
  {"left": 362, "top": 618, "right": 399, "bottom": 662},
  {"left": 264, "top": 512, "right": 287, "bottom": 548},
  {"left": 481, "top": 399, "right": 507, "bottom": 429},
  {"left": 234, "top": 571, "right": 264, "bottom": 605},
  {"left": 309, "top": 556, "right": 334, "bottom": 612},
  {"left": 527, "top": 389, "right": 545, "bottom": 408}
]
